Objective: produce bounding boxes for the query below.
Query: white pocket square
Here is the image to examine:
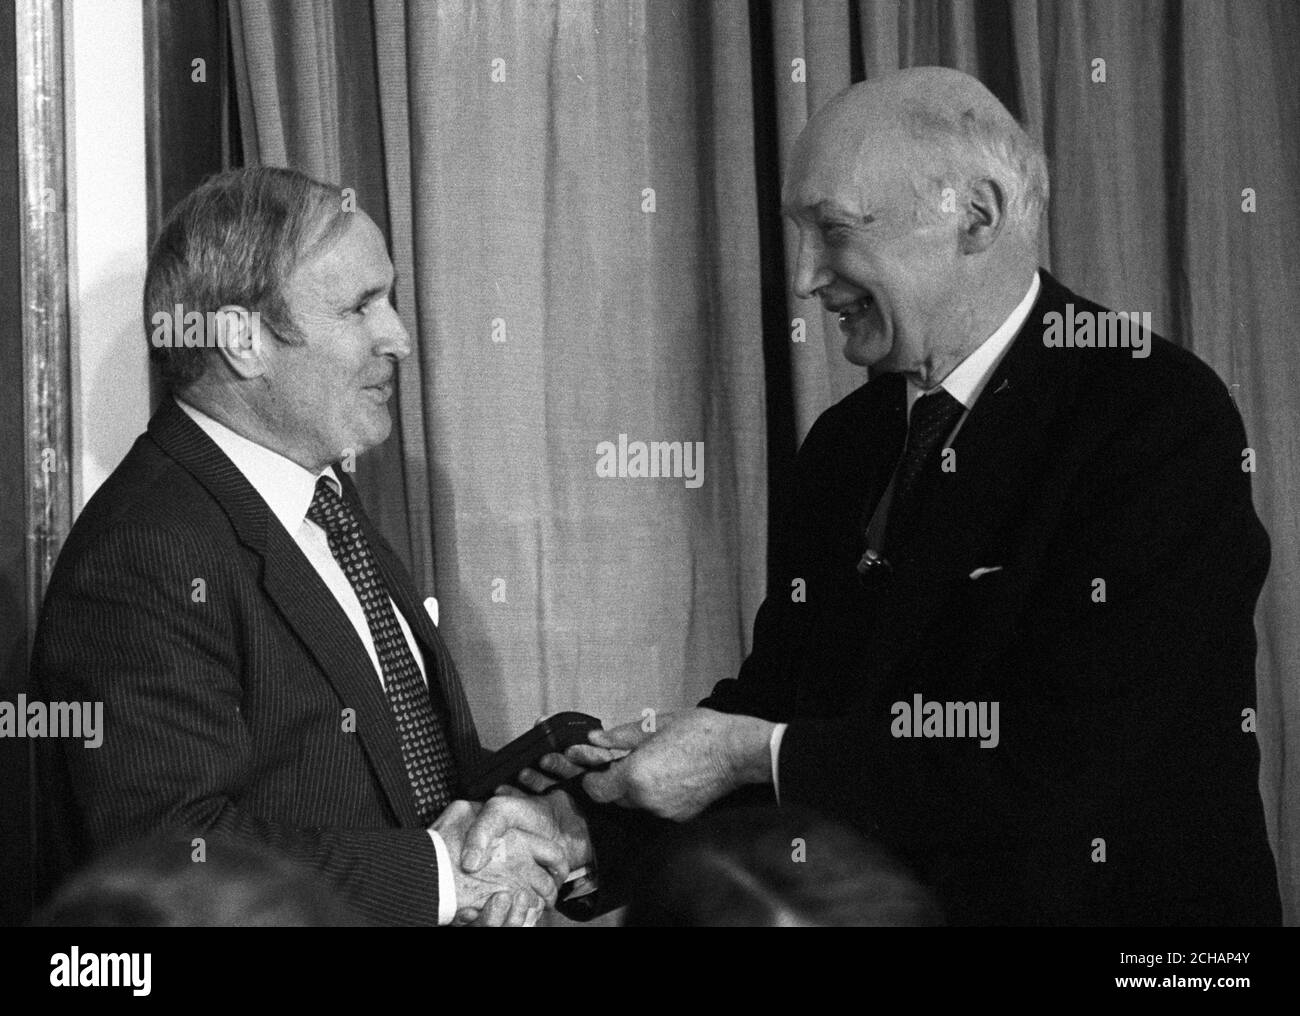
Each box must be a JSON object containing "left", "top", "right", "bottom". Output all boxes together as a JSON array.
[
  {"left": 969, "top": 566, "right": 1003, "bottom": 580},
  {"left": 423, "top": 596, "right": 439, "bottom": 626}
]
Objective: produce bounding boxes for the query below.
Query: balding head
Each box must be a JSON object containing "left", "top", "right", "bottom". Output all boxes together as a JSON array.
[
  {"left": 799, "top": 67, "right": 1048, "bottom": 233},
  {"left": 783, "top": 67, "right": 1047, "bottom": 385}
]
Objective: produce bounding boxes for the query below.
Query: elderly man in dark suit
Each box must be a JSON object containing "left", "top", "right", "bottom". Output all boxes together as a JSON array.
[
  {"left": 31, "top": 167, "right": 588, "bottom": 926},
  {"left": 496, "top": 66, "right": 1282, "bottom": 925}
]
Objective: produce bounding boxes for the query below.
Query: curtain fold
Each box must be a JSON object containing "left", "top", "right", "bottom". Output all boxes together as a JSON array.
[
  {"left": 229, "top": 0, "right": 1299, "bottom": 923},
  {"left": 773, "top": 0, "right": 864, "bottom": 436},
  {"left": 384, "top": 0, "right": 770, "bottom": 741},
  {"left": 1174, "top": 0, "right": 1300, "bottom": 927},
  {"left": 373, "top": 0, "right": 437, "bottom": 595}
]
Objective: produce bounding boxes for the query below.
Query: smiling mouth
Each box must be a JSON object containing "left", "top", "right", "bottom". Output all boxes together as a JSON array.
[{"left": 833, "top": 294, "right": 875, "bottom": 323}]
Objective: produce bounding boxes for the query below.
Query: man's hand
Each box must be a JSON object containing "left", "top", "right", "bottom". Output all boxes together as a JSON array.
[
  {"left": 519, "top": 747, "right": 628, "bottom": 792},
  {"left": 460, "top": 790, "right": 593, "bottom": 882},
  {"left": 432, "top": 799, "right": 568, "bottom": 926},
  {"left": 515, "top": 713, "right": 619, "bottom": 793},
  {"left": 575, "top": 708, "right": 776, "bottom": 821}
]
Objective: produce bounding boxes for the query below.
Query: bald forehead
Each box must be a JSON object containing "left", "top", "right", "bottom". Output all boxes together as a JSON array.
[
  {"left": 782, "top": 67, "right": 1018, "bottom": 215},
  {"left": 781, "top": 102, "right": 911, "bottom": 217}
]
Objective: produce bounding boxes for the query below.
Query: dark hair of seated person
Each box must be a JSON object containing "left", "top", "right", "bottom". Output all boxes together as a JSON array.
[
  {"left": 31, "top": 835, "right": 361, "bottom": 927},
  {"left": 621, "top": 805, "right": 943, "bottom": 927}
]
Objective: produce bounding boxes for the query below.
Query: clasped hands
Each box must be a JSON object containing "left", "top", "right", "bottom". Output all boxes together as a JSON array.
[
  {"left": 434, "top": 707, "right": 774, "bottom": 925},
  {"left": 431, "top": 786, "right": 591, "bottom": 926}
]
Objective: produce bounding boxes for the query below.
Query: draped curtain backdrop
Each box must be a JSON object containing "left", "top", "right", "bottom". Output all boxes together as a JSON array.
[{"left": 230, "top": 0, "right": 1300, "bottom": 923}]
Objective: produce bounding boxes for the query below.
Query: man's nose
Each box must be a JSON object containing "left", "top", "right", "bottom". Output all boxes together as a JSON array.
[
  {"left": 791, "top": 229, "right": 833, "bottom": 301},
  {"left": 373, "top": 302, "right": 412, "bottom": 360}
]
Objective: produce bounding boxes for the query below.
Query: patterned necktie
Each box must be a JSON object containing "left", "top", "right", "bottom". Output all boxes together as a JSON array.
[
  {"left": 881, "top": 387, "right": 965, "bottom": 556},
  {"left": 307, "top": 477, "right": 455, "bottom": 824}
]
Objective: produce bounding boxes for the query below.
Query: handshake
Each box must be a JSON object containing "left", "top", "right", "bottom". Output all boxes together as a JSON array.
[
  {"left": 430, "top": 789, "right": 590, "bottom": 926},
  {"left": 430, "top": 707, "right": 779, "bottom": 925}
]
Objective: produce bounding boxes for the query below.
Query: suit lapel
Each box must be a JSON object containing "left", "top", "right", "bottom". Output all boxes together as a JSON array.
[
  {"left": 818, "top": 371, "right": 906, "bottom": 572},
  {"left": 148, "top": 400, "right": 423, "bottom": 826},
  {"left": 854, "top": 371, "right": 909, "bottom": 532},
  {"left": 912, "top": 344, "right": 1058, "bottom": 578},
  {"left": 260, "top": 529, "right": 423, "bottom": 825},
  {"left": 870, "top": 271, "right": 1079, "bottom": 678},
  {"left": 919, "top": 270, "right": 1076, "bottom": 571}
]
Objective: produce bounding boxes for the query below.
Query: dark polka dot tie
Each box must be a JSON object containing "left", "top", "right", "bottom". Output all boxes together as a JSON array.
[
  {"left": 881, "top": 387, "right": 965, "bottom": 555},
  {"left": 307, "top": 477, "right": 455, "bottom": 824}
]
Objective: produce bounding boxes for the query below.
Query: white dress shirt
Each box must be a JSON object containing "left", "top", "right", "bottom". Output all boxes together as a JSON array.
[
  {"left": 768, "top": 271, "right": 1042, "bottom": 799},
  {"left": 905, "top": 270, "right": 1041, "bottom": 425},
  {"left": 176, "top": 398, "right": 459, "bottom": 924}
]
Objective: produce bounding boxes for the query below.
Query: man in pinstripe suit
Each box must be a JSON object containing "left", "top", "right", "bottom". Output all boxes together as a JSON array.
[{"left": 31, "top": 167, "right": 586, "bottom": 927}]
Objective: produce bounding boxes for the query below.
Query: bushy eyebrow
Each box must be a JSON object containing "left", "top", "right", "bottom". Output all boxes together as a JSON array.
[{"left": 780, "top": 198, "right": 877, "bottom": 225}]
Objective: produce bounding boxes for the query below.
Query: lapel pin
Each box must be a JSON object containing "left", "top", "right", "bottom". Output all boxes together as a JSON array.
[{"left": 857, "top": 548, "right": 893, "bottom": 586}]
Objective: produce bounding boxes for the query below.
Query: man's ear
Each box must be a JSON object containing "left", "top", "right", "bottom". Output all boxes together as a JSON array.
[
  {"left": 959, "top": 177, "right": 1007, "bottom": 254},
  {"left": 211, "top": 306, "right": 267, "bottom": 379}
]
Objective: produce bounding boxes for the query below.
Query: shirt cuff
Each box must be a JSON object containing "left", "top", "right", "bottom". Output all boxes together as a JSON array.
[
  {"left": 769, "top": 722, "right": 788, "bottom": 804},
  {"left": 428, "top": 829, "right": 458, "bottom": 926},
  {"left": 561, "top": 865, "right": 598, "bottom": 902}
]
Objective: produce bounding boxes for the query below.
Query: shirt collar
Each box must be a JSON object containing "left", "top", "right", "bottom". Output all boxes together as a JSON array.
[
  {"left": 907, "top": 270, "right": 1041, "bottom": 416},
  {"left": 176, "top": 398, "right": 340, "bottom": 535}
]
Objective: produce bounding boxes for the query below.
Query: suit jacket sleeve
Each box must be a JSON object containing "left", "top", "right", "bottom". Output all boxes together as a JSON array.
[
  {"left": 702, "top": 406, "right": 845, "bottom": 723},
  {"left": 33, "top": 520, "right": 445, "bottom": 927}
]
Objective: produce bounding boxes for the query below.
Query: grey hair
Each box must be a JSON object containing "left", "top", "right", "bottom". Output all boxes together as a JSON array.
[
  {"left": 144, "top": 166, "right": 351, "bottom": 391},
  {"left": 898, "top": 100, "right": 1050, "bottom": 233}
]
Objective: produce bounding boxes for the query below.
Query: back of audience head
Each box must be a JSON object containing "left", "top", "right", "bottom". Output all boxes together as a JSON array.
[
  {"left": 622, "top": 805, "right": 944, "bottom": 927},
  {"left": 32, "top": 835, "right": 360, "bottom": 927}
]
